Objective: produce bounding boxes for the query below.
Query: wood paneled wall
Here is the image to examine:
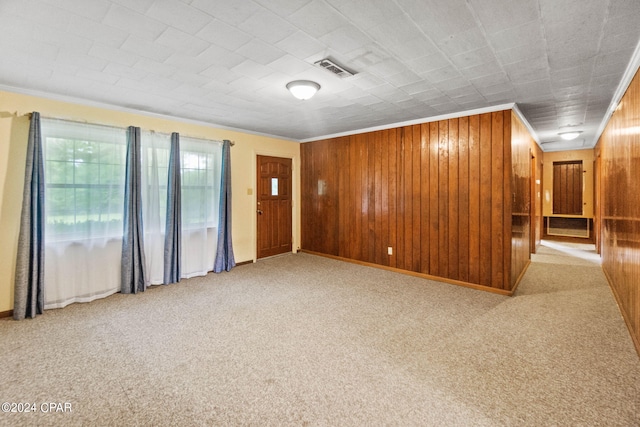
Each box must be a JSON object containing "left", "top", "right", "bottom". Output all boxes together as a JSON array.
[
  {"left": 301, "top": 110, "right": 532, "bottom": 292},
  {"left": 511, "top": 113, "right": 538, "bottom": 283},
  {"left": 596, "top": 66, "right": 640, "bottom": 354}
]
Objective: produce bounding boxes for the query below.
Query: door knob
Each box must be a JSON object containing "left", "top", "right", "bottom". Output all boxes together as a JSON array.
[{"left": 257, "top": 209, "right": 263, "bottom": 215}]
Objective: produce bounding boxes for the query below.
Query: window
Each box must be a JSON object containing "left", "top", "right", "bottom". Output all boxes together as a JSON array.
[
  {"left": 180, "top": 137, "right": 222, "bottom": 229},
  {"left": 142, "top": 132, "right": 170, "bottom": 226},
  {"left": 139, "top": 134, "right": 223, "bottom": 280},
  {"left": 179, "top": 137, "right": 222, "bottom": 278},
  {"left": 42, "top": 120, "right": 127, "bottom": 241},
  {"left": 41, "top": 119, "right": 127, "bottom": 309},
  {"left": 39, "top": 119, "right": 225, "bottom": 306},
  {"left": 141, "top": 131, "right": 171, "bottom": 285}
]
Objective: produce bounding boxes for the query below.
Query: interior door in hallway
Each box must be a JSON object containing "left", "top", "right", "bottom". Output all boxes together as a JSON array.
[{"left": 257, "top": 155, "right": 292, "bottom": 259}]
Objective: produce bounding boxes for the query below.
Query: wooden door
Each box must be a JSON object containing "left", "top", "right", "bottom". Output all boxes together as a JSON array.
[
  {"left": 257, "top": 155, "right": 292, "bottom": 259},
  {"left": 553, "top": 160, "right": 583, "bottom": 215}
]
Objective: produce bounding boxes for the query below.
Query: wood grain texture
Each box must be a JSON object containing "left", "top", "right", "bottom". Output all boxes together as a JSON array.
[
  {"left": 596, "top": 66, "right": 640, "bottom": 355},
  {"left": 396, "top": 129, "right": 405, "bottom": 268},
  {"left": 300, "top": 109, "right": 532, "bottom": 291},
  {"left": 367, "top": 131, "right": 376, "bottom": 263},
  {"left": 374, "top": 131, "right": 383, "bottom": 266},
  {"left": 420, "top": 124, "right": 430, "bottom": 273},
  {"left": 338, "top": 137, "right": 350, "bottom": 259},
  {"left": 510, "top": 112, "right": 535, "bottom": 290},
  {"left": 381, "top": 130, "right": 390, "bottom": 266},
  {"left": 479, "top": 113, "right": 492, "bottom": 286},
  {"left": 257, "top": 155, "right": 293, "bottom": 258},
  {"left": 553, "top": 161, "right": 583, "bottom": 215},
  {"left": 388, "top": 129, "right": 398, "bottom": 268},
  {"left": 503, "top": 112, "right": 513, "bottom": 289},
  {"left": 354, "top": 135, "right": 363, "bottom": 260},
  {"left": 429, "top": 122, "right": 439, "bottom": 276},
  {"left": 468, "top": 115, "right": 481, "bottom": 284},
  {"left": 403, "top": 126, "right": 413, "bottom": 271},
  {"left": 458, "top": 116, "right": 470, "bottom": 282},
  {"left": 438, "top": 120, "right": 449, "bottom": 278},
  {"left": 448, "top": 118, "right": 459, "bottom": 280},
  {"left": 412, "top": 125, "right": 422, "bottom": 272},
  {"left": 491, "top": 112, "right": 505, "bottom": 288}
]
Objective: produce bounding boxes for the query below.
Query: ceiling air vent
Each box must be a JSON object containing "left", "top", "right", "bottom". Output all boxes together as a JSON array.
[{"left": 314, "top": 58, "right": 356, "bottom": 78}]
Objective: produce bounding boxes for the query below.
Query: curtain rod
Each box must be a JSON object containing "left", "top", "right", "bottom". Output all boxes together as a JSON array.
[{"left": 25, "top": 113, "right": 235, "bottom": 146}]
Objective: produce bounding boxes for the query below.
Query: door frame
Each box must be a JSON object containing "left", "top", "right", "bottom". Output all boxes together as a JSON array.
[
  {"left": 594, "top": 153, "right": 601, "bottom": 253},
  {"left": 252, "top": 150, "right": 298, "bottom": 262},
  {"left": 530, "top": 152, "right": 536, "bottom": 254}
]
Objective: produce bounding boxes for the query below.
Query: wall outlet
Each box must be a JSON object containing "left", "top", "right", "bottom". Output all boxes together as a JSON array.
[{"left": 387, "top": 246, "right": 393, "bottom": 255}]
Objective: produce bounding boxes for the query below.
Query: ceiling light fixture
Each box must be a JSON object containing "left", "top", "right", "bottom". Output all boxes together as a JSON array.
[
  {"left": 286, "top": 80, "right": 320, "bottom": 100},
  {"left": 558, "top": 131, "right": 582, "bottom": 141}
]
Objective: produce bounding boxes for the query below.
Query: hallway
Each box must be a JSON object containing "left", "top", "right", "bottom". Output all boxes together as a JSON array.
[{"left": 506, "top": 239, "right": 639, "bottom": 424}]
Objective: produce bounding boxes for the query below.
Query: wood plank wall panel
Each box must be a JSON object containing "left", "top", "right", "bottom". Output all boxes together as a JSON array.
[
  {"left": 375, "top": 131, "right": 383, "bottom": 266},
  {"left": 503, "top": 115, "right": 513, "bottom": 288},
  {"left": 491, "top": 112, "right": 505, "bottom": 288},
  {"left": 468, "top": 116, "right": 481, "bottom": 284},
  {"left": 429, "top": 122, "right": 439, "bottom": 276},
  {"left": 388, "top": 129, "right": 398, "bottom": 268},
  {"left": 510, "top": 113, "right": 534, "bottom": 288},
  {"left": 458, "top": 117, "right": 470, "bottom": 282},
  {"left": 438, "top": 120, "right": 450, "bottom": 278},
  {"left": 420, "top": 124, "right": 430, "bottom": 274},
  {"left": 596, "top": 66, "right": 640, "bottom": 354},
  {"left": 301, "top": 109, "right": 524, "bottom": 291},
  {"left": 379, "top": 130, "right": 388, "bottom": 266},
  {"left": 338, "top": 137, "right": 350, "bottom": 259},
  {"left": 351, "top": 135, "right": 361, "bottom": 260},
  {"left": 402, "top": 127, "right": 412, "bottom": 271},
  {"left": 448, "top": 119, "right": 459, "bottom": 280},
  {"left": 412, "top": 125, "right": 422, "bottom": 272},
  {"left": 479, "top": 114, "right": 492, "bottom": 286}
]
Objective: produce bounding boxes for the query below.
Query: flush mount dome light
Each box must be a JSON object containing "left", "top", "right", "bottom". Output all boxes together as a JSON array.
[
  {"left": 559, "top": 131, "right": 582, "bottom": 140},
  {"left": 286, "top": 80, "right": 320, "bottom": 100}
]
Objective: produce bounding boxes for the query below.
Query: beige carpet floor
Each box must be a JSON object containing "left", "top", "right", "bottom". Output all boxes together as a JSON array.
[{"left": 0, "top": 240, "right": 638, "bottom": 426}]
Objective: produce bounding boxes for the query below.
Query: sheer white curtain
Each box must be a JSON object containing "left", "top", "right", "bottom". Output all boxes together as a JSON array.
[
  {"left": 180, "top": 137, "right": 222, "bottom": 278},
  {"left": 41, "top": 121, "right": 223, "bottom": 308},
  {"left": 41, "top": 119, "right": 126, "bottom": 309},
  {"left": 140, "top": 131, "right": 170, "bottom": 285},
  {"left": 141, "top": 133, "right": 223, "bottom": 281}
]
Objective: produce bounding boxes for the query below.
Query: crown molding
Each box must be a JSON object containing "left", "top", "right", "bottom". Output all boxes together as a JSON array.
[
  {"left": 592, "top": 39, "right": 640, "bottom": 146},
  {"left": 0, "top": 84, "right": 299, "bottom": 143},
  {"left": 300, "top": 103, "right": 516, "bottom": 143}
]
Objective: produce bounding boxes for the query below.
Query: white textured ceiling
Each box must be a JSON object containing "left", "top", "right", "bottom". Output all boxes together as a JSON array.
[{"left": 1, "top": 0, "right": 639, "bottom": 150}]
